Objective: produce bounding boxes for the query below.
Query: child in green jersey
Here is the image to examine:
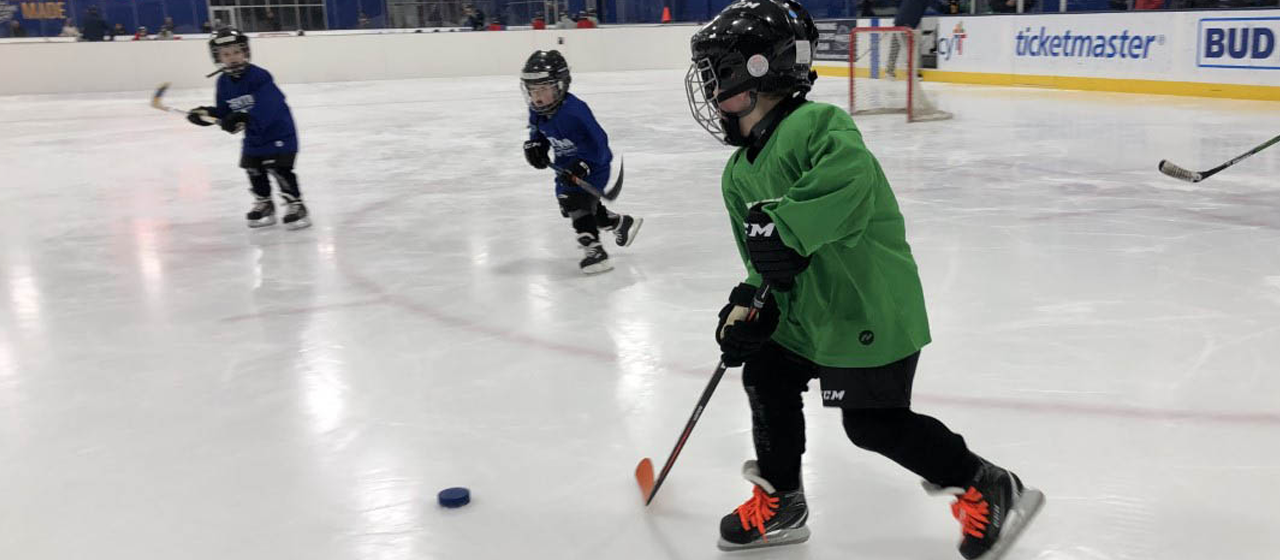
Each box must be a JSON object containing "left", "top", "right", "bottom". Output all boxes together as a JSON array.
[{"left": 685, "top": 1, "right": 1044, "bottom": 558}]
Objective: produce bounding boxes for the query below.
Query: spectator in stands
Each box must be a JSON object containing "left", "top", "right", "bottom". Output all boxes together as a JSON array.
[
  {"left": 575, "top": 10, "right": 596, "bottom": 27},
  {"left": 201, "top": 20, "right": 212, "bottom": 33},
  {"left": 133, "top": 26, "right": 150, "bottom": 40},
  {"left": 61, "top": 18, "right": 81, "bottom": 38},
  {"left": 859, "top": 0, "right": 878, "bottom": 15},
  {"left": 1135, "top": 0, "right": 1164, "bottom": 7},
  {"left": 81, "top": 6, "right": 110, "bottom": 41},
  {"left": 157, "top": 17, "right": 176, "bottom": 39},
  {"left": 883, "top": 0, "right": 926, "bottom": 77},
  {"left": 990, "top": 0, "right": 1034, "bottom": 11},
  {"left": 358, "top": 10, "right": 371, "bottom": 28},
  {"left": 463, "top": 4, "right": 485, "bottom": 30},
  {"left": 5, "top": 20, "right": 26, "bottom": 38},
  {"left": 556, "top": 13, "right": 573, "bottom": 28},
  {"left": 266, "top": 10, "right": 282, "bottom": 31},
  {"left": 110, "top": 22, "right": 127, "bottom": 40}
]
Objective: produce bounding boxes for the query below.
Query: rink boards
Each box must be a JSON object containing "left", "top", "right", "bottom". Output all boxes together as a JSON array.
[
  {"left": 812, "top": 11, "right": 1280, "bottom": 101},
  {"left": 2, "top": 11, "right": 1277, "bottom": 100}
]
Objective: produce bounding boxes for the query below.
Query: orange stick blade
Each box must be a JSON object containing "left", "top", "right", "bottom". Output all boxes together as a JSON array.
[{"left": 635, "top": 458, "right": 655, "bottom": 504}]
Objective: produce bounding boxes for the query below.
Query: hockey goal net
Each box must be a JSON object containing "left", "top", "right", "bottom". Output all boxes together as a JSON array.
[{"left": 848, "top": 26, "right": 951, "bottom": 122}]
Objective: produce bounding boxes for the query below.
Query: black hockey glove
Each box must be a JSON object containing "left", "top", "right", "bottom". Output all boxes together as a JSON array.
[
  {"left": 221, "top": 111, "right": 250, "bottom": 134},
  {"left": 716, "top": 283, "right": 780, "bottom": 367},
  {"left": 558, "top": 159, "right": 591, "bottom": 183},
  {"left": 524, "top": 137, "right": 551, "bottom": 169},
  {"left": 187, "top": 107, "right": 216, "bottom": 127},
  {"left": 744, "top": 203, "right": 810, "bottom": 291}
]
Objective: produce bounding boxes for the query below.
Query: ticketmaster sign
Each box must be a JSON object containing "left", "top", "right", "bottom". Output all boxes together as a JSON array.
[
  {"left": 1015, "top": 26, "right": 1166, "bottom": 60},
  {"left": 921, "top": 10, "right": 1279, "bottom": 92}
]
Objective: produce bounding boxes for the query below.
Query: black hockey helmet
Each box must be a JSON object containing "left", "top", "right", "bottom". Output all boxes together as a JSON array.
[
  {"left": 686, "top": 0, "right": 818, "bottom": 144},
  {"left": 208, "top": 27, "right": 251, "bottom": 77},
  {"left": 521, "top": 50, "right": 571, "bottom": 116}
]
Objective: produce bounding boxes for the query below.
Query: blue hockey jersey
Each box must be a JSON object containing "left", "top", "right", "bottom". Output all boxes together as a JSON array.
[
  {"left": 527, "top": 93, "right": 612, "bottom": 194},
  {"left": 212, "top": 64, "right": 298, "bottom": 156}
]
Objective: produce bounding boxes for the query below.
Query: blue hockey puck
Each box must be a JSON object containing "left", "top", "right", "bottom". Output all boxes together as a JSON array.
[{"left": 438, "top": 487, "right": 471, "bottom": 508}]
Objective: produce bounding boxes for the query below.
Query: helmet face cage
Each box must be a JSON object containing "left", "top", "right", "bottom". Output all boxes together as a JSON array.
[
  {"left": 684, "top": 59, "right": 728, "bottom": 144},
  {"left": 520, "top": 74, "right": 569, "bottom": 116},
  {"left": 209, "top": 30, "right": 250, "bottom": 77}
]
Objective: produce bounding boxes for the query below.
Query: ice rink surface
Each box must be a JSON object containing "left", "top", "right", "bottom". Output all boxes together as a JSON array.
[{"left": 2, "top": 69, "right": 1279, "bottom": 559}]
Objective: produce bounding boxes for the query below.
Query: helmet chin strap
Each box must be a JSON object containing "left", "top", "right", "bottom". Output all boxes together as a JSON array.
[
  {"left": 210, "top": 63, "right": 247, "bottom": 79},
  {"left": 718, "top": 91, "right": 758, "bottom": 147},
  {"left": 742, "top": 94, "right": 806, "bottom": 161}
]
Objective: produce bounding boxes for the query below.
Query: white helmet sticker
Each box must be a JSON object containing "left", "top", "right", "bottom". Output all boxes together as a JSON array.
[
  {"left": 747, "top": 54, "right": 769, "bottom": 78},
  {"left": 795, "top": 40, "right": 812, "bottom": 65}
]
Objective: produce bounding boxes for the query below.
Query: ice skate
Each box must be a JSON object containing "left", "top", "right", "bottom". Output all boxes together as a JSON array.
[
  {"left": 923, "top": 458, "right": 1045, "bottom": 560},
  {"left": 612, "top": 214, "right": 643, "bottom": 247},
  {"left": 577, "top": 233, "right": 612, "bottom": 274},
  {"left": 246, "top": 197, "right": 275, "bottom": 228},
  {"left": 282, "top": 201, "right": 310, "bottom": 230},
  {"left": 717, "top": 460, "right": 810, "bottom": 551}
]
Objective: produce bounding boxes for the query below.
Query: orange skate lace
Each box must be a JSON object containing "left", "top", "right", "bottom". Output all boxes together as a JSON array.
[
  {"left": 951, "top": 487, "right": 991, "bottom": 538},
  {"left": 735, "top": 486, "right": 780, "bottom": 540}
]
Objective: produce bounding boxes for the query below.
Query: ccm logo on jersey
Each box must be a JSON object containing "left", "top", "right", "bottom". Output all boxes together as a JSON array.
[
  {"left": 746, "top": 223, "right": 776, "bottom": 237},
  {"left": 822, "top": 390, "right": 845, "bottom": 402}
]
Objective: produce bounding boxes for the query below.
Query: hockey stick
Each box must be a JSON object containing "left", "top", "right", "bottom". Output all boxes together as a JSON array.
[
  {"left": 550, "top": 156, "right": 624, "bottom": 201},
  {"left": 150, "top": 82, "right": 221, "bottom": 124},
  {"left": 1158, "top": 134, "right": 1280, "bottom": 183},
  {"left": 635, "top": 282, "right": 773, "bottom": 506}
]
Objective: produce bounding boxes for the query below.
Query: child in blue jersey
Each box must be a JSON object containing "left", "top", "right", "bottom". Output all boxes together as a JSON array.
[
  {"left": 520, "top": 50, "right": 642, "bottom": 274},
  {"left": 187, "top": 28, "right": 310, "bottom": 230}
]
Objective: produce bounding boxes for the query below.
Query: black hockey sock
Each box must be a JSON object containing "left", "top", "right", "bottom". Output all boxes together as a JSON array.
[
  {"left": 571, "top": 214, "right": 600, "bottom": 236},
  {"left": 267, "top": 167, "right": 302, "bottom": 201},
  {"left": 595, "top": 204, "right": 620, "bottom": 229},
  {"left": 742, "top": 346, "right": 813, "bottom": 493},
  {"left": 746, "top": 385, "right": 806, "bottom": 492},
  {"left": 841, "top": 408, "right": 980, "bottom": 488},
  {"left": 246, "top": 168, "right": 272, "bottom": 198}
]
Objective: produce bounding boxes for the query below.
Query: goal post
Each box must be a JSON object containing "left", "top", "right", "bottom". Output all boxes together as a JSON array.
[{"left": 848, "top": 26, "right": 951, "bottom": 122}]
